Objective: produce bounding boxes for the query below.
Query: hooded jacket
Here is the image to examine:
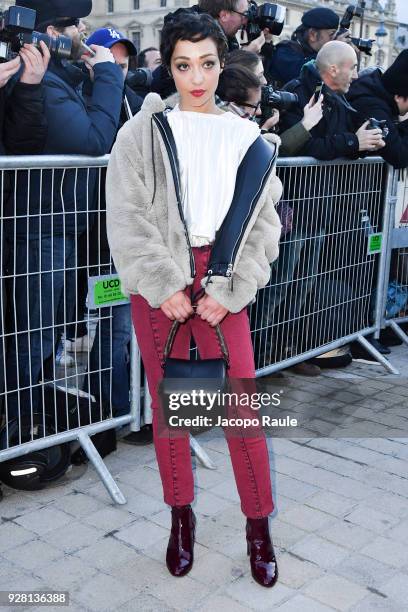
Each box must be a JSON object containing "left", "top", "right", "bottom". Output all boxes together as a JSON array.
[
  {"left": 348, "top": 68, "right": 408, "bottom": 170},
  {"left": 106, "top": 93, "right": 282, "bottom": 313},
  {"left": 281, "top": 61, "right": 361, "bottom": 160}
]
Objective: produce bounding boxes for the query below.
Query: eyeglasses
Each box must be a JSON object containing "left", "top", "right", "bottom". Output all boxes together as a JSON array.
[
  {"left": 229, "top": 101, "right": 260, "bottom": 120},
  {"left": 230, "top": 8, "right": 250, "bottom": 19}
]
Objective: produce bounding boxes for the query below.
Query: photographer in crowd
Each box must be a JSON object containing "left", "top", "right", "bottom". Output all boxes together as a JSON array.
[
  {"left": 5, "top": 0, "right": 124, "bottom": 420},
  {"left": 268, "top": 41, "right": 385, "bottom": 374},
  {"left": 348, "top": 49, "right": 408, "bottom": 170},
  {"left": 220, "top": 49, "right": 323, "bottom": 154},
  {"left": 55, "top": 26, "right": 141, "bottom": 364},
  {"left": 80, "top": 27, "right": 142, "bottom": 420},
  {"left": 0, "top": 40, "right": 50, "bottom": 417},
  {"left": 268, "top": 7, "right": 349, "bottom": 88},
  {"left": 0, "top": 43, "right": 49, "bottom": 155},
  {"left": 281, "top": 41, "right": 385, "bottom": 160}
]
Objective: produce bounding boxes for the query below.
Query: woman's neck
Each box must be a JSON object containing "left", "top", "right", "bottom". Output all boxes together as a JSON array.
[{"left": 178, "top": 96, "right": 223, "bottom": 115}]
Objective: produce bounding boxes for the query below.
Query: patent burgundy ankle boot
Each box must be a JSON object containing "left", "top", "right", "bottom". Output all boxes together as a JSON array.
[
  {"left": 246, "top": 517, "right": 278, "bottom": 588},
  {"left": 166, "top": 504, "right": 196, "bottom": 577}
]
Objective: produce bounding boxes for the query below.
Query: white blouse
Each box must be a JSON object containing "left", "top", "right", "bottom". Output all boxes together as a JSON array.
[{"left": 166, "top": 105, "right": 260, "bottom": 247}]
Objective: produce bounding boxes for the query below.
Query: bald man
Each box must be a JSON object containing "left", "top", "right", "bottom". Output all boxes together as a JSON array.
[
  {"left": 261, "top": 41, "right": 385, "bottom": 376},
  {"left": 280, "top": 41, "right": 385, "bottom": 159}
]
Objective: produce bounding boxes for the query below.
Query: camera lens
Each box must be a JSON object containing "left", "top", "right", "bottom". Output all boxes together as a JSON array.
[{"left": 30, "top": 31, "right": 72, "bottom": 60}]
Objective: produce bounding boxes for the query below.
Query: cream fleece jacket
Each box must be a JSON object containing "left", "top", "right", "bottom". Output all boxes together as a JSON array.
[{"left": 106, "top": 93, "right": 283, "bottom": 313}]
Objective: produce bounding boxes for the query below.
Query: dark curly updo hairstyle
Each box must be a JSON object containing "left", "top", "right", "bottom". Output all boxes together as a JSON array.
[{"left": 160, "top": 12, "right": 228, "bottom": 71}]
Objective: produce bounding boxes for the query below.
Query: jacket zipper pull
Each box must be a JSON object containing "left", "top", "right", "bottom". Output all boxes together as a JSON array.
[
  {"left": 205, "top": 269, "right": 213, "bottom": 287},
  {"left": 226, "top": 263, "right": 234, "bottom": 291}
]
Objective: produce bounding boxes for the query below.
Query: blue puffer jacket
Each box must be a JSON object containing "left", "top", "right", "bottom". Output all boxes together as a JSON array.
[{"left": 11, "top": 58, "right": 123, "bottom": 239}]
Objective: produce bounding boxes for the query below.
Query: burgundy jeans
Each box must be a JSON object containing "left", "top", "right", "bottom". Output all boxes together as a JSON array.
[{"left": 131, "top": 246, "right": 273, "bottom": 518}]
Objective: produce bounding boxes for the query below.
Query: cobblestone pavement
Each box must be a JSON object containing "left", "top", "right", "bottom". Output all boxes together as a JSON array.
[{"left": 1, "top": 346, "right": 407, "bottom": 611}]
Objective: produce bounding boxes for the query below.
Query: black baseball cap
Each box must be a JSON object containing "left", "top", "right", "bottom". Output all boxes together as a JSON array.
[
  {"left": 302, "top": 8, "right": 339, "bottom": 30},
  {"left": 15, "top": 0, "right": 92, "bottom": 27}
]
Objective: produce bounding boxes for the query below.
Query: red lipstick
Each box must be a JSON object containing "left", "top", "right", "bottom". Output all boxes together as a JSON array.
[{"left": 191, "top": 90, "right": 205, "bottom": 97}]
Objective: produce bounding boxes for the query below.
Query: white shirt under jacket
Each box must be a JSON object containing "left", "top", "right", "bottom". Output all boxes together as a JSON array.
[{"left": 166, "top": 105, "right": 260, "bottom": 247}]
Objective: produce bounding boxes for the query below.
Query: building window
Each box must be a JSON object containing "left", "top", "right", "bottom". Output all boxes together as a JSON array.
[
  {"left": 160, "top": 0, "right": 167, "bottom": 7},
  {"left": 131, "top": 31, "right": 141, "bottom": 53},
  {"left": 107, "top": 0, "right": 114, "bottom": 13},
  {"left": 133, "top": 0, "right": 140, "bottom": 9}
]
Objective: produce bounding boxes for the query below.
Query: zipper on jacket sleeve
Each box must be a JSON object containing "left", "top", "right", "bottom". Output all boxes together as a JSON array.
[
  {"left": 205, "top": 135, "right": 278, "bottom": 290},
  {"left": 152, "top": 113, "right": 196, "bottom": 279},
  {"left": 224, "top": 152, "right": 276, "bottom": 289}
]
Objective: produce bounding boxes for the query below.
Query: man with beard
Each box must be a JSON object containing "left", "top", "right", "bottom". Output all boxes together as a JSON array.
[
  {"left": 268, "top": 7, "right": 349, "bottom": 87},
  {"left": 6, "top": 0, "right": 123, "bottom": 421}
]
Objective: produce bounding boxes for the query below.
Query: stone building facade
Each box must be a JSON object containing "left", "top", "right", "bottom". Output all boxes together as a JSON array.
[{"left": 85, "top": 0, "right": 400, "bottom": 68}]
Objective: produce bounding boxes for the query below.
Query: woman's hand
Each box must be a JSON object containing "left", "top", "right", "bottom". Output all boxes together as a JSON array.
[
  {"left": 301, "top": 93, "right": 323, "bottom": 132},
  {"left": 196, "top": 295, "right": 229, "bottom": 327},
  {"left": 160, "top": 290, "right": 193, "bottom": 323},
  {"left": 261, "top": 109, "right": 280, "bottom": 131}
]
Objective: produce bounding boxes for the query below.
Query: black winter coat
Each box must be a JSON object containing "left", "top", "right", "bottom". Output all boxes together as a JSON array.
[
  {"left": 0, "top": 81, "right": 47, "bottom": 155},
  {"left": 279, "top": 63, "right": 366, "bottom": 233},
  {"left": 11, "top": 59, "right": 123, "bottom": 239},
  {"left": 280, "top": 62, "right": 361, "bottom": 160},
  {"left": 348, "top": 68, "right": 408, "bottom": 170},
  {"left": 267, "top": 39, "right": 317, "bottom": 88}
]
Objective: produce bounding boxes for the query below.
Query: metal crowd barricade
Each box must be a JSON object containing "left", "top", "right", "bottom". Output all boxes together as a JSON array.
[
  {"left": 0, "top": 155, "right": 138, "bottom": 504},
  {"left": 378, "top": 167, "right": 408, "bottom": 346},
  {"left": 250, "top": 156, "right": 399, "bottom": 375},
  {"left": 0, "top": 154, "right": 400, "bottom": 506}
]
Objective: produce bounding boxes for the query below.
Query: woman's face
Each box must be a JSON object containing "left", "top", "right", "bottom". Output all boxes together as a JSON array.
[{"left": 170, "top": 38, "right": 222, "bottom": 112}]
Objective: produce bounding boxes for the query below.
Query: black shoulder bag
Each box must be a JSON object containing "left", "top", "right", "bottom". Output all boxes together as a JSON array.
[{"left": 161, "top": 295, "right": 230, "bottom": 397}]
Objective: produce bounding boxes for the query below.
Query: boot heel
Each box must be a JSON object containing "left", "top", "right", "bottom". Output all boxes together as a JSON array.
[{"left": 246, "top": 517, "right": 278, "bottom": 588}]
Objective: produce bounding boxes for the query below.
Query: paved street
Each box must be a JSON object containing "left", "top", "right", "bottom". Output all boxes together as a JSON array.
[{"left": 1, "top": 345, "right": 408, "bottom": 611}]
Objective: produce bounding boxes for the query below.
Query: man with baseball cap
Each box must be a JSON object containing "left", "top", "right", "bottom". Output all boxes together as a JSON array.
[
  {"left": 86, "top": 28, "right": 137, "bottom": 79},
  {"left": 6, "top": 1, "right": 124, "bottom": 419},
  {"left": 349, "top": 49, "right": 408, "bottom": 169},
  {"left": 269, "top": 7, "right": 350, "bottom": 87}
]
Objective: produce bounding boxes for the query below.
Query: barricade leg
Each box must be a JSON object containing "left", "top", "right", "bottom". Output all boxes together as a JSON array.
[
  {"left": 387, "top": 320, "right": 408, "bottom": 346},
  {"left": 356, "top": 334, "right": 399, "bottom": 374},
  {"left": 77, "top": 429, "right": 126, "bottom": 504}
]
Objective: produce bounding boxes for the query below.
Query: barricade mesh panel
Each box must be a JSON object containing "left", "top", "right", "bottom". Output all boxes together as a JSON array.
[{"left": 250, "top": 160, "right": 386, "bottom": 371}]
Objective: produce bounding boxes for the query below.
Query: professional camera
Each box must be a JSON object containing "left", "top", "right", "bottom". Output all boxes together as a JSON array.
[
  {"left": 350, "top": 36, "right": 374, "bottom": 56},
  {"left": 339, "top": 4, "right": 364, "bottom": 31},
  {"left": 261, "top": 85, "right": 298, "bottom": 119},
  {"left": 0, "top": 5, "right": 71, "bottom": 63},
  {"left": 126, "top": 68, "right": 153, "bottom": 91},
  {"left": 336, "top": 3, "right": 374, "bottom": 56},
  {"left": 367, "top": 117, "right": 389, "bottom": 139},
  {"left": 245, "top": 0, "right": 286, "bottom": 42}
]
